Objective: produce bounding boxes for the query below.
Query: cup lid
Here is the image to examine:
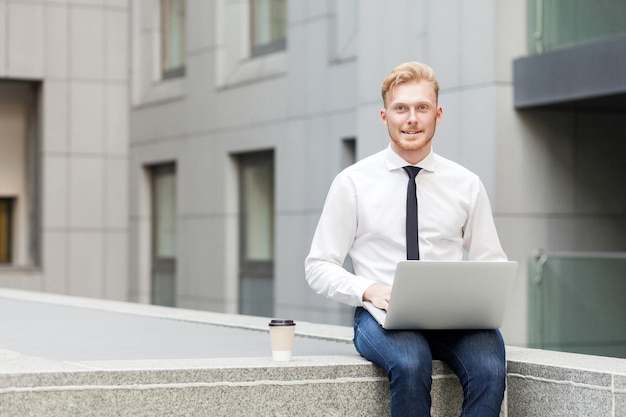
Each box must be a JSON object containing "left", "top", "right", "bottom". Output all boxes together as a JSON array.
[{"left": 269, "top": 319, "right": 295, "bottom": 326}]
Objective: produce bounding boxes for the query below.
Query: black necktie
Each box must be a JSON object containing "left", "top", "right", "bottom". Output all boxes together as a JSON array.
[{"left": 403, "top": 166, "right": 422, "bottom": 260}]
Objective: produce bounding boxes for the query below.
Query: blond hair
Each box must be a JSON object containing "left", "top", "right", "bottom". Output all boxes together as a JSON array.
[{"left": 381, "top": 61, "right": 439, "bottom": 106}]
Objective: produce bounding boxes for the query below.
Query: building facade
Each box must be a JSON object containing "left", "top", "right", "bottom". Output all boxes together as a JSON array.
[
  {"left": 1, "top": 0, "right": 625, "bottom": 349},
  {"left": 0, "top": 0, "right": 130, "bottom": 298}
]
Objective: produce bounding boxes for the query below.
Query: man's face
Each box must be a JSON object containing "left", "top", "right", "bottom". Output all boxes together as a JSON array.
[{"left": 380, "top": 80, "right": 442, "bottom": 163}]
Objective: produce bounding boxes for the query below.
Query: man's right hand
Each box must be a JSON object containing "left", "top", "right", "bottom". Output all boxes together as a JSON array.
[{"left": 363, "top": 282, "right": 392, "bottom": 311}]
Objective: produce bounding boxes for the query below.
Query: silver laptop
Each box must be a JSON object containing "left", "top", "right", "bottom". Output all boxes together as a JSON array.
[{"left": 363, "top": 260, "right": 518, "bottom": 330}]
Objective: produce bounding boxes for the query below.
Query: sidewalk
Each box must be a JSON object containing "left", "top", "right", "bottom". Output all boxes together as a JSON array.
[
  {"left": 0, "top": 289, "right": 386, "bottom": 416},
  {"left": 0, "top": 289, "right": 357, "bottom": 362}
]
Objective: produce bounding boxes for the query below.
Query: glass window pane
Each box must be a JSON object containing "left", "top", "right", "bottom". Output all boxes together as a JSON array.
[
  {"left": 162, "top": 0, "right": 186, "bottom": 77},
  {"left": 152, "top": 165, "right": 177, "bottom": 259},
  {"left": 529, "top": 0, "right": 626, "bottom": 54},
  {"left": 237, "top": 150, "right": 274, "bottom": 317},
  {"left": 250, "top": 0, "right": 286, "bottom": 56},
  {"left": 239, "top": 275, "right": 273, "bottom": 317},
  {"left": 242, "top": 159, "right": 274, "bottom": 261}
]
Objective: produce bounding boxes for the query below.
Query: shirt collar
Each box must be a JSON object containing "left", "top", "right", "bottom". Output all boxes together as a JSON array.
[{"left": 384, "top": 145, "right": 436, "bottom": 172}]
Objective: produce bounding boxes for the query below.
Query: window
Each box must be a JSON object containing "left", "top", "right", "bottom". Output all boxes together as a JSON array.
[
  {"left": 0, "top": 198, "right": 13, "bottom": 264},
  {"left": 215, "top": 0, "right": 287, "bottom": 88},
  {"left": 150, "top": 163, "right": 177, "bottom": 306},
  {"left": 0, "top": 81, "right": 40, "bottom": 267},
  {"left": 161, "top": 0, "right": 186, "bottom": 78},
  {"left": 237, "top": 150, "right": 275, "bottom": 316},
  {"left": 528, "top": 0, "right": 626, "bottom": 54},
  {"left": 340, "top": 138, "right": 356, "bottom": 274},
  {"left": 250, "top": 0, "right": 287, "bottom": 56},
  {"left": 131, "top": 0, "right": 186, "bottom": 106},
  {"left": 341, "top": 137, "right": 357, "bottom": 169},
  {"left": 331, "top": 0, "right": 358, "bottom": 62}
]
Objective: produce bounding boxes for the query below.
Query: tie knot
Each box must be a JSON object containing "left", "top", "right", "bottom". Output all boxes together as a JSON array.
[{"left": 403, "top": 166, "right": 421, "bottom": 179}]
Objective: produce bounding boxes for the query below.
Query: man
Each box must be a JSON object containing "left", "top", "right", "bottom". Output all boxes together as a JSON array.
[{"left": 305, "top": 62, "right": 507, "bottom": 417}]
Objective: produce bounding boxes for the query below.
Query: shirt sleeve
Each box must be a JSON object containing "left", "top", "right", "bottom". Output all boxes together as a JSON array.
[
  {"left": 462, "top": 179, "right": 508, "bottom": 261},
  {"left": 304, "top": 173, "right": 378, "bottom": 306}
]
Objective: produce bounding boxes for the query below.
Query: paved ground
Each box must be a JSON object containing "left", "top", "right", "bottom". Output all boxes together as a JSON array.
[{"left": 0, "top": 296, "right": 357, "bottom": 361}]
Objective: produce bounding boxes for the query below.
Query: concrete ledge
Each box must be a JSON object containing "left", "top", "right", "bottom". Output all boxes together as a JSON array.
[
  {"left": 0, "top": 289, "right": 625, "bottom": 416},
  {"left": 0, "top": 351, "right": 468, "bottom": 416},
  {"left": 0, "top": 352, "right": 385, "bottom": 416},
  {"left": 506, "top": 347, "right": 626, "bottom": 417}
]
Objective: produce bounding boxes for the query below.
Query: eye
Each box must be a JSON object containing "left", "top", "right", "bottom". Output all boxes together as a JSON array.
[
  {"left": 395, "top": 105, "right": 406, "bottom": 111},
  {"left": 419, "top": 104, "right": 429, "bottom": 111}
]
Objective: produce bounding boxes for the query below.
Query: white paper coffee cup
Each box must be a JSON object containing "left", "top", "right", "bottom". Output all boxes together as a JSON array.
[{"left": 268, "top": 319, "right": 296, "bottom": 361}]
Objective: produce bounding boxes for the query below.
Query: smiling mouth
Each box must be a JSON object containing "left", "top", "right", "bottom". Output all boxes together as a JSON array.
[{"left": 402, "top": 130, "right": 422, "bottom": 135}]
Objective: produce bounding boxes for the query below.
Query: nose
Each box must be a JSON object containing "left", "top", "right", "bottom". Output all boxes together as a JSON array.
[{"left": 407, "top": 109, "right": 418, "bottom": 123}]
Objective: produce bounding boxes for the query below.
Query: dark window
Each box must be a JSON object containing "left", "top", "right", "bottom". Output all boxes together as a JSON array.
[
  {"left": 342, "top": 137, "right": 357, "bottom": 168},
  {"left": 0, "top": 198, "right": 14, "bottom": 264}
]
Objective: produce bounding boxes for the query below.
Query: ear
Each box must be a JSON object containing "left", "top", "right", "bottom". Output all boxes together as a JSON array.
[
  {"left": 380, "top": 108, "right": 387, "bottom": 124},
  {"left": 435, "top": 106, "right": 443, "bottom": 125}
]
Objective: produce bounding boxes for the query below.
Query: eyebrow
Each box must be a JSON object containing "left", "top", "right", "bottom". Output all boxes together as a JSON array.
[{"left": 390, "top": 99, "right": 434, "bottom": 107}]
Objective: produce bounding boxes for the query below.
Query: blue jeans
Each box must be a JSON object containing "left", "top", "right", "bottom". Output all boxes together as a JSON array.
[{"left": 353, "top": 308, "right": 506, "bottom": 417}]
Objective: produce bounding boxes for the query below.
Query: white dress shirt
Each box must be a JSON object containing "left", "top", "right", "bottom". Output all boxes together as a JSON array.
[{"left": 305, "top": 145, "right": 507, "bottom": 307}]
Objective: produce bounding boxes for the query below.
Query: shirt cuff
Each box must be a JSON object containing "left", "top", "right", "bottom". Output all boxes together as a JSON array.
[{"left": 353, "top": 277, "right": 380, "bottom": 306}]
